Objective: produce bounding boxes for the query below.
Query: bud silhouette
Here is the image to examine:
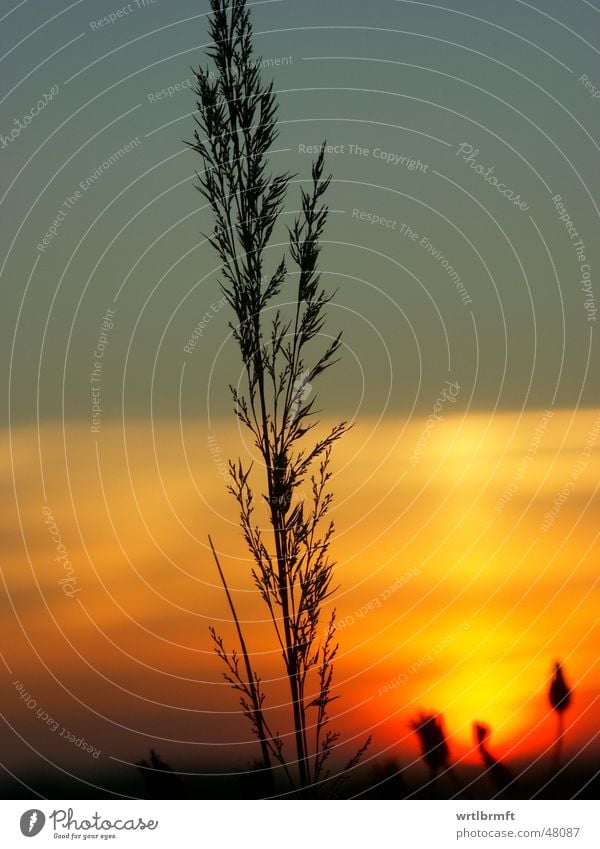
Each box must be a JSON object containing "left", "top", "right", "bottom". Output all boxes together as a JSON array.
[
  {"left": 549, "top": 661, "right": 571, "bottom": 713},
  {"left": 411, "top": 712, "right": 449, "bottom": 773},
  {"left": 548, "top": 661, "right": 572, "bottom": 771}
]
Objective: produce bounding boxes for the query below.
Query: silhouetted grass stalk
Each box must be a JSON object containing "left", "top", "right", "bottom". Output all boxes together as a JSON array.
[
  {"left": 190, "top": 0, "right": 370, "bottom": 791},
  {"left": 208, "top": 534, "right": 275, "bottom": 789}
]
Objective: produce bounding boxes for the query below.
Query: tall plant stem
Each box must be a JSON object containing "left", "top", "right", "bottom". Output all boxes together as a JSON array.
[
  {"left": 552, "top": 711, "right": 565, "bottom": 773},
  {"left": 254, "top": 345, "right": 309, "bottom": 788},
  {"left": 208, "top": 535, "right": 275, "bottom": 790}
]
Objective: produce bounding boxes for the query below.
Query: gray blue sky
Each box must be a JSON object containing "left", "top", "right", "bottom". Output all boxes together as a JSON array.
[{"left": 1, "top": 0, "right": 598, "bottom": 427}]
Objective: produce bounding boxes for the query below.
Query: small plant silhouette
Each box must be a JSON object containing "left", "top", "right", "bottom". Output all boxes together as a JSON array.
[
  {"left": 136, "top": 749, "right": 183, "bottom": 799},
  {"left": 548, "top": 660, "right": 572, "bottom": 771},
  {"left": 411, "top": 712, "right": 450, "bottom": 774},
  {"left": 473, "top": 722, "right": 514, "bottom": 793},
  {"left": 411, "top": 712, "right": 462, "bottom": 790},
  {"left": 189, "top": 0, "right": 370, "bottom": 793}
]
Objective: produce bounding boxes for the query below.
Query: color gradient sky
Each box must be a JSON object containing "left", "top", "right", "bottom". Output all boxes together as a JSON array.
[{"left": 0, "top": 0, "right": 598, "bottom": 793}]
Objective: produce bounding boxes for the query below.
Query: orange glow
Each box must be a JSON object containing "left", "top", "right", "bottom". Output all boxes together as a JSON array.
[{"left": 1, "top": 408, "right": 598, "bottom": 774}]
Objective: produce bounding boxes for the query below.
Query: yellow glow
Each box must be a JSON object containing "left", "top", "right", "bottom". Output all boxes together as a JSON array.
[{"left": 1, "top": 407, "right": 598, "bottom": 769}]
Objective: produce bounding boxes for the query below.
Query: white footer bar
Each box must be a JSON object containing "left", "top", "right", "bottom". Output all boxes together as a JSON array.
[{"left": 0, "top": 800, "right": 597, "bottom": 848}]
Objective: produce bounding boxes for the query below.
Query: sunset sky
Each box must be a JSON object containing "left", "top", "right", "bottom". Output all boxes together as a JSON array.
[
  {"left": 0, "top": 0, "right": 598, "bottom": 795},
  {"left": 1, "top": 408, "right": 598, "bottom": 787}
]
